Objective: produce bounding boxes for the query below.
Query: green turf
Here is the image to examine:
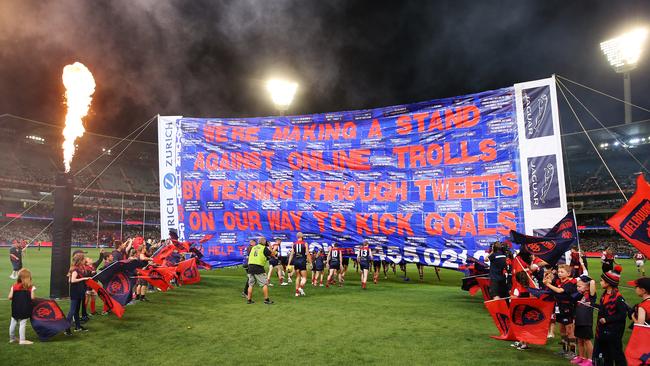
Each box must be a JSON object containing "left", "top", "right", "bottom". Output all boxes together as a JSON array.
[{"left": 0, "top": 248, "right": 643, "bottom": 366}]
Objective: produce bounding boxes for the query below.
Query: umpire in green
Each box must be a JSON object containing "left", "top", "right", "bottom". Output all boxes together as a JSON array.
[{"left": 246, "top": 237, "right": 275, "bottom": 305}]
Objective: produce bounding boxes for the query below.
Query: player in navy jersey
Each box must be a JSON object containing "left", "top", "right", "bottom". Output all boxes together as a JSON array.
[
  {"left": 287, "top": 232, "right": 311, "bottom": 297},
  {"left": 311, "top": 248, "right": 325, "bottom": 286},
  {"left": 357, "top": 241, "right": 374, "bottom": 289},
  {"left": 267, "top": 238, "right": 284, "bottom": 286},
  {"left": 371, "top": 244, "right": 383, "bottom": 284},
  {"left": 326, "top": 243, "right": 343, "bottom": 288}
]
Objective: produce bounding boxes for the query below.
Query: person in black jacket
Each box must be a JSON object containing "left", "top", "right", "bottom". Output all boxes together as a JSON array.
[
  {"left": 593, "top": 265, "right": 628, "bottom": 366},
  {"left": 487, "top": 241, "right": 508, "bottom": 299}
]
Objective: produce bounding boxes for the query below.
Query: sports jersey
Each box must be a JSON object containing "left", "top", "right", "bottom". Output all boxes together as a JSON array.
[
  {"left": 358, "top": 246, "right": 371, "bottom": 263},
  {"left": 293, "top": 242, "right": 307, "bottom": 258}
]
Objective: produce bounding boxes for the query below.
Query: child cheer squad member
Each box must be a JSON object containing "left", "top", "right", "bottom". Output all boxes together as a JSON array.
[
  {"left": 65, "top": 252, "right": 92, "bottom": 335},
  {"left": 246, "top": 237, "right": 275, "bottom": 305},
  {"left": 572, "top": 275, "right": 597, "bottom": 366},
  {"left": 287, "top": 232, "right": 311, "bottom": 297},
  {"left": 357, "top": 241, "right": 373, "bottom": 289},
  {"left": 8, "top": 268, "right": 35, "bottom": 345},
  {"left": 544, "top": 264, "right": 578, "bottom": 359},
  {"left": 593, "top": 265, "right": 627, "bottom": 366},
  {"left": 629, "top": 277, "right": 650, "bottom": 325}
]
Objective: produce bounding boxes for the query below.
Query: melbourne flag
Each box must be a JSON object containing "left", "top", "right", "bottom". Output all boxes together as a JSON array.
[
  {"left": 510, "top": 256, "right": 538, "bottom": 297},
  {"left": 508, "top": 297, "right": 554, "bottom": 345},
  {"left": 86, "top": 279, "right": 124, "bottom": 318},
  {"left": 476, "top": 277, "right": 491, "bottom": 301},
  {"left": 137, "top": 268, "right": 172, "bottom": 291},
  {"left": 152, "top": 245, "right": 175, "bottom": 265},
  {"left": 510, "top": 211, "right": 577, "bottom": 265},
  {"left": 626, "top": 324, "right": 650, "bottom": 366},
  {"left": 30, "top": 298, "right": 71, "bottom": 340},
  {"left": 177, "top": 258, "right": 201, "bottom": 285},
  {"left": 484, "top": 298, "right": 514, "bottom": 340},
  {"left": 608, "top": 174, "right": 650, "bottom": 259}
]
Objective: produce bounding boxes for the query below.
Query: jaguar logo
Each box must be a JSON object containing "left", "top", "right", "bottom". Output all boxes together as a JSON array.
[
  {"left": 540, "top": 163, "right": 555, "bottom": 203},
  {"left": 528, "top": 155, "right": 560, "bottom": 209},
  {"left": 523, "top": 86, "right": 553, "bottom": 140}
]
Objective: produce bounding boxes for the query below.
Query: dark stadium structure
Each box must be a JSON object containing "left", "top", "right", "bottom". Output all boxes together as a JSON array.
[{"left": 0, "top": 113, "right": 648, "bottom": 256}]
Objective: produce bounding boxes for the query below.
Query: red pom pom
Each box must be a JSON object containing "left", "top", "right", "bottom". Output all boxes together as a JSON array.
[{"left": 614, "top": 264, "right": 623, "bottom": 273}]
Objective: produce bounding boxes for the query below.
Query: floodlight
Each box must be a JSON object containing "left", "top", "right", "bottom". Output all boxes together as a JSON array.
[
  {"left": 600, "top": 27, "right": 648, "bottom": 73},
  {"left": 266, "top": 79, "right": 298, "bottom": 112}
]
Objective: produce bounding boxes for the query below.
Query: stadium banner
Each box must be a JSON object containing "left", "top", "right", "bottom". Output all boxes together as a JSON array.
[
  {"left": 157, "top": 76, "right": 566, "bottom": 268},
  {"left": 158, "top": 115, "right": 182, "bottom": 237}
]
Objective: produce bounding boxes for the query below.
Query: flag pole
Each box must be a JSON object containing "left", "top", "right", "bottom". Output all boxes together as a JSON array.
[
  {"left": 92, "top": 260, "right": 118, "bottom": 280},
  {"left": 572, "top": 209, "right": 581, "bottom": 253}
]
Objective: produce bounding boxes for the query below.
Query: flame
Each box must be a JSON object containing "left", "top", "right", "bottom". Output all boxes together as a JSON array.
[{"left": 61, "top": 62, "right": 96, "bottom": 172}]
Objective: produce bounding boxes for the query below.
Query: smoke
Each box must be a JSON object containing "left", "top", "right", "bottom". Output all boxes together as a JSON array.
[{"left": 0, "top": 0, "right": 648, "bottom": 139}]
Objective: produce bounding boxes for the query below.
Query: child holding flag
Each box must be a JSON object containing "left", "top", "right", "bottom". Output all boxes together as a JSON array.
[
  {"left": 543, "top": 264, "right": 578, "bottom": 359},
  {"left": 65, "top": 253, "right": 92, "bottom": 335},
  {"left": 8, "top": 268, "right": 35, "bottom": 345}
]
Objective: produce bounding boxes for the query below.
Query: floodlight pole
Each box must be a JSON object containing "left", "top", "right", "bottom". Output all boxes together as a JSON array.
[{"left": 623, "top": 71, "right": 632, "bottom": 124}]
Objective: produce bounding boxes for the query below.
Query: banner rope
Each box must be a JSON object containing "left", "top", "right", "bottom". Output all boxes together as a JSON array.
[
  {"left": 556, "top": 75, "right": 650, "bottom": 114},
  {"left": 557, "top": 78, "right": 650, "bottom": 175},
  {"left": 3, "top": 115, "right": 156, "bottom": 246},
  {"left": 0, "top": 113, "right": 157, "bottom": 145},
  {"left": 0, "top": 115, "right": 156, "bottom": 233},
  {"left": 556, "top": 81, "right": 628, "bottom": 201}
]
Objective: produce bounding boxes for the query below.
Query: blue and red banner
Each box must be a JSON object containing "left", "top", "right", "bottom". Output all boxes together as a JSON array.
[{"left": 159, "top": 77, "right": 567, "bottom": 268}]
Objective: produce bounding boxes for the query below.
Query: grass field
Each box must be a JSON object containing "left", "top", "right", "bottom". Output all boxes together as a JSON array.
[{"left": 0, "top": 248, "right": 643, "bottom": 366}]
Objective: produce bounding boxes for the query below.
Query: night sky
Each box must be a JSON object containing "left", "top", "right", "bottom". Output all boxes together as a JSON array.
[{"left": 1, "top": 0, "right": 649, "bottom": 142}]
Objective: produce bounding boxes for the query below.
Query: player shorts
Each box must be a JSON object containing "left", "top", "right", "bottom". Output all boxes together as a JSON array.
[
  {"left": 314, "top": 262, "right": 324, "bottom": 271},
  {"left": 360, "top": 261, "right": 370, "bottom": 270},
  {"left": 280, "top": 256, "right": 288, "bottom": 266},
  {"left": 269, "top": 257, "right": 279, "bottom": 266},
  {"left": 11, "top": 261, "right": 22, "bottom": 271},
  {"left": 373, "top": 260, "right": 381, "bottom": 270},
  {"left": 574, "top": 325, "right": 593, "bottom": 340},
  {"left": 556, "top": 303, "right": 575, "bottom": 325},
  {"left": 330, "top": 260, "right": 341, "bottom": 270},
  {"left": 342, "top": 257, "right": 349, "bottom": 266},
  {"left": 637, "top": 260, "right": 645, "bottom": 267},
  {"left": 294, "top": 257, "right": 307, "bottom": 271}
]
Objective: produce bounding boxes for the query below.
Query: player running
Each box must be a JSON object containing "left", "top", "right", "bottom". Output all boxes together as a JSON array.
[
  {"left": 311, "top": 247, "right": 325, "bottom": 286},
  {"left": 326, "top": 243, "right": 343, "bottom": 288},
  {"left": 287, "top": 232, "right": 311, "bottom": 297},
  {"left": 372, "top": 244, "right": 383, "bottom": 284},
  {"left": 357, "top": 241, "right": 373, "bottom": 289},
  {"left": 267, "top": 238, "right": 284, "bottom": 286},
  {"left": 635, "top": 251, "right": 646, "bottom": 276}
]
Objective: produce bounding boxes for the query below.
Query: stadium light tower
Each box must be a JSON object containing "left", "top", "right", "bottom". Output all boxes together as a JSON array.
[
  {"left": 600, "top": 27, "right": 648, "bottom": 124},
  {"left": 266, "top": 78, "right": 298, "bottom": 115}
]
